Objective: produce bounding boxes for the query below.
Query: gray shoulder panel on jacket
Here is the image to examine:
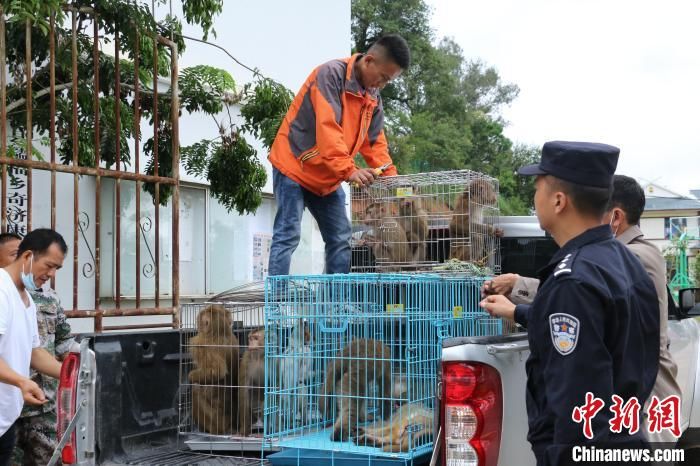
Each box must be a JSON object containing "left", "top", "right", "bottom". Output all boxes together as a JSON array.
[{"left": 315, "top": 60, "right": 345, "bottom": 124}]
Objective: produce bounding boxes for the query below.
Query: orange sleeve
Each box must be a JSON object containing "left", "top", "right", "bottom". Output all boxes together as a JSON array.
[
  {"left": 308, "top": 81, "right": 357, "bottom": 181},
  {"left": 359, "top": 100, "right": 396, "bottom": 176},
  {"left": 360, "top": 129, "right": 397, "bottom": 176}
]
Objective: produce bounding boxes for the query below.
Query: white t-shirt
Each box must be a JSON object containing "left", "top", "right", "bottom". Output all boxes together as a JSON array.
[{"left": 0, "top": 268, "right": 40, "bottom": 436}]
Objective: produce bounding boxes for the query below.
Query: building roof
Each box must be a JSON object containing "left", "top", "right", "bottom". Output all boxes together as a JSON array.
[
  {"left": 691, "top": 189, "right": 700, "bottom": 199},
  {"left": 641, "top": 181, "right": 688, "bottom": 199},
  {"left": 645, "top": 196, "right": 700, "bottom": 212}
]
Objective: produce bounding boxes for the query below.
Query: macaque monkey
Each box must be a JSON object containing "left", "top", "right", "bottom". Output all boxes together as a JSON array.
[
  {"left": 189, "top": 305, "right": 239, "bottom": 435},
  {"left": 353, "top": 403, "right": 433, "bottom": 452},
  {"left": 238, "top": 328, "right": 266, "bottom": 435},
  {"left": 363, "top": 203, "right": 411, "bottom": 271},
  {"left": 449, "top": 178, "right": 503, "bottom": 264},
  {"left": 321, "top": 339, "right": 394, "bottom": 441},
  {"left": 396, "top": 196, "right": 429, "bottom": 263}
]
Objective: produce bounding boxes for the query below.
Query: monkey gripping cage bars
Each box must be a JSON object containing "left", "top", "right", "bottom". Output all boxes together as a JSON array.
[{"left": 178, "top": 281, "right": 280, "bottom": 460}]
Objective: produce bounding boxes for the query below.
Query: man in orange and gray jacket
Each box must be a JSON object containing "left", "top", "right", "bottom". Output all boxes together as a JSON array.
[{"left": 267, "top": 34, "right": 410, "bottom": 275}]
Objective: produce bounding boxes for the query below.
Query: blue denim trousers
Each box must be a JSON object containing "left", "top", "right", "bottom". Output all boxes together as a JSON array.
[
  {"left": 0, "top": 423, "right": 16, "bottom": 466},
  {"left": 268, "top": 168, "right": 351, "bottom": 276}
]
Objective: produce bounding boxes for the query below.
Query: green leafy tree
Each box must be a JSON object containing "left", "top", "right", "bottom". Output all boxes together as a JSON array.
[
  {"left": 2, "top": 0, "right": 289, "bottom": 214},
  {"left": 663, "top": 246, "right": 677, "bottom": 283},
  {"left": 690, "top": 255, "right": 700, "bottom": 286},
  {"left": 351, "top": 0, "right": 536, "bottom": 214},
  {"left": 495, "top": 144, "right": 539, "bottom": 215}
]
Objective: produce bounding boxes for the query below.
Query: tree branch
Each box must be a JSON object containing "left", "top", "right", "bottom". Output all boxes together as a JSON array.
[
  {"left": 6, "top": 82, "right": 74, "bottom": 113},
  {"left": 179, "top": 34, "right": 260, "bottom": 78}
]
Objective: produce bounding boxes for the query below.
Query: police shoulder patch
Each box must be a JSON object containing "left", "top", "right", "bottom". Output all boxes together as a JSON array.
[
  {"left": 549, "top": 313, "right": 580, "bottom": 356},
  {"left": 553, "top": 251, "right": 578, "bottom": 277}
]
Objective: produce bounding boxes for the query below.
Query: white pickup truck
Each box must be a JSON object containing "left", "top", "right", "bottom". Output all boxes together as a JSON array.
[{"left": 433, "top": 217, "right": 700, "bottom": 466}]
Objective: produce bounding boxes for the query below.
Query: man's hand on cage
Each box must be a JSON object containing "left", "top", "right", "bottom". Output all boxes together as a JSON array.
[
  {"left": 482, "top": 273, "right": 520, "bottom": 298},
  {"left": 348, "top": 168, "right": 379, "bottom": 188},
  {"left": 480, "top": 294, "right": 516, "bottom": 322}
]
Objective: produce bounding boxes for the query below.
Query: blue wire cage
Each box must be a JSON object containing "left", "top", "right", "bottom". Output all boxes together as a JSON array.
[{"left": 263, "top": 273, "right": 504, "bottom": 463}]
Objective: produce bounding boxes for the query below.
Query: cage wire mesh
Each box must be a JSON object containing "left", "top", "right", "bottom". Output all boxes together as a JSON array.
[
  {"left": 179, "top": 298, "right": 271, "bottom": 457},
  {"left": 263, "top": 273, "right": 505, "bottom": 461},
  {"left": 351, "top": 169, "right": 502, "bottom": 275}
]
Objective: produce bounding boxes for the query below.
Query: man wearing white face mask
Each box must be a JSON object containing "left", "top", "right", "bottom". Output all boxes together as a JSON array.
[
  {"left": 483, "top": 174, "right": 681, "bottom": 448},
  {"left": 603, "top": 175, "right": 681, "bottom": 448},
  {"left": 0, "top": 228, "right": 65, "bottom": 466}
]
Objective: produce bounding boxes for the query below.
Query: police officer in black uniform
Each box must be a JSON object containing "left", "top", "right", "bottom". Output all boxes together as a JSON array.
[{"left": 481, "top": 141, "right": 660, "bottom": 466}]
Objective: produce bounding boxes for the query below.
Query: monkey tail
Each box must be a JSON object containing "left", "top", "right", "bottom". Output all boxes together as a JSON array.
[{"left": 320, "top": 357, "right": 344, "bottom": 420}]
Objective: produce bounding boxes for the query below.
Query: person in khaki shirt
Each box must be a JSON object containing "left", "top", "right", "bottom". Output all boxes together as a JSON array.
[{"left": 484, "top": 174, "right": 681, "bottom": 445}]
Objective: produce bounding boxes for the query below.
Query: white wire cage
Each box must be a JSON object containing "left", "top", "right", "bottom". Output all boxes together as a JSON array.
[
  {"left": 179, "top": 296, "right": 270, "bottom": 456},
  {"left": 351, "top": 169, "right": 502, "bottom": 274}
]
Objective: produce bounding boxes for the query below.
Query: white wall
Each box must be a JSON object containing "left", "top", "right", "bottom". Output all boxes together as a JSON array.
[{"left": 640, "top": 217, "right": 665, "bottom": 241}]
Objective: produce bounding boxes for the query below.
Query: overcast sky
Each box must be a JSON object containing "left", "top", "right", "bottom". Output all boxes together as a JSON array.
[{"left": 428, "top": 0, "right": 700, "bottom": 196}]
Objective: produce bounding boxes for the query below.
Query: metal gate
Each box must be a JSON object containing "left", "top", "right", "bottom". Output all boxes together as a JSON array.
[{"left": 0, "top": 5, "right": 180, "bottom": 332}]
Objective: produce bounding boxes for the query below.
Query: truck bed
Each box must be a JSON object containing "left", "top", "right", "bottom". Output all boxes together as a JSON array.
[{"left": 88, "top": 330, "right": 272, "bottom": 465}]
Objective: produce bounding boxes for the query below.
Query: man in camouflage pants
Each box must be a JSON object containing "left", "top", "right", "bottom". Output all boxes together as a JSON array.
[{"left": 0, "top": 233, "right": 77, "bottom": 466}]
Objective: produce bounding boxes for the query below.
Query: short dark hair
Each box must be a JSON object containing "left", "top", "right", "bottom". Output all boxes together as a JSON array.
[
  {"left": 17, "top": 228, "right": 67, "bottom": 258},
  {"left": 369, "top": 34, "right": 411, "bottom": 69},
  {"left": 607, "top": 174, "right": 645, "bottom": 225},
  {"left": 547, "top": 176, "right": 612, "bottom": 219},
  {"left": 0, "top": 232, "right": 21, "bottom": 245}
]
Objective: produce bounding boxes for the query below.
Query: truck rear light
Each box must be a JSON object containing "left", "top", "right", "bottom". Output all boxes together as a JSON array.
[
  {"left": 442, "top": 362, "right": 502, "bottom": 466},
  {"left": 445, "top": 404, "right": 482, "bottom": 466},
  {"left": 57, "top": 352, "right": 80, "bottom": 464},
  {"left": 444, "top": 363, "right": 477, "bottom": 402},
  {"left": 446, "top": 405, "right": 479, "bottom": 440},
  {"left": 446, "top": 442, "right": 482, "bottom": 466}
]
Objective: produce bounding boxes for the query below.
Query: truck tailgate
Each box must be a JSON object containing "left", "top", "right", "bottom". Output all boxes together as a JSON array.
[{"left": 442, "top": 333, "right": 536, "bottom": 466}]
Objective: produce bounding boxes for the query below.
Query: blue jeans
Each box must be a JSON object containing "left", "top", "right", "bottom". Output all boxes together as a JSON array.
[
  {"left": 0, "top": 423, "right": 16, "bottom": 466},
  {"left": 268, "top": 168, "right": 351, "bottom": 275}
]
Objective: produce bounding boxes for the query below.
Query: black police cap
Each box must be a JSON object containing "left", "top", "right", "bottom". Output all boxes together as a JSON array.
[{"left": 518, "top": 141, "right": 620, "bottom": 188}]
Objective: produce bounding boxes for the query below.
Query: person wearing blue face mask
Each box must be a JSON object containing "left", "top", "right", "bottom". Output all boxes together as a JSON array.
[
  {"left": 0, "top": 232, "right": 78, "bottom": 466},
  {"left": 0, "top": 229, "right": 65, "bottom": 466}
]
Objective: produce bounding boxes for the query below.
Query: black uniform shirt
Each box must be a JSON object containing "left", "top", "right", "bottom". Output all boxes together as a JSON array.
[{"left": 514, "top": 225, "right": 660, "bottom": 463}]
